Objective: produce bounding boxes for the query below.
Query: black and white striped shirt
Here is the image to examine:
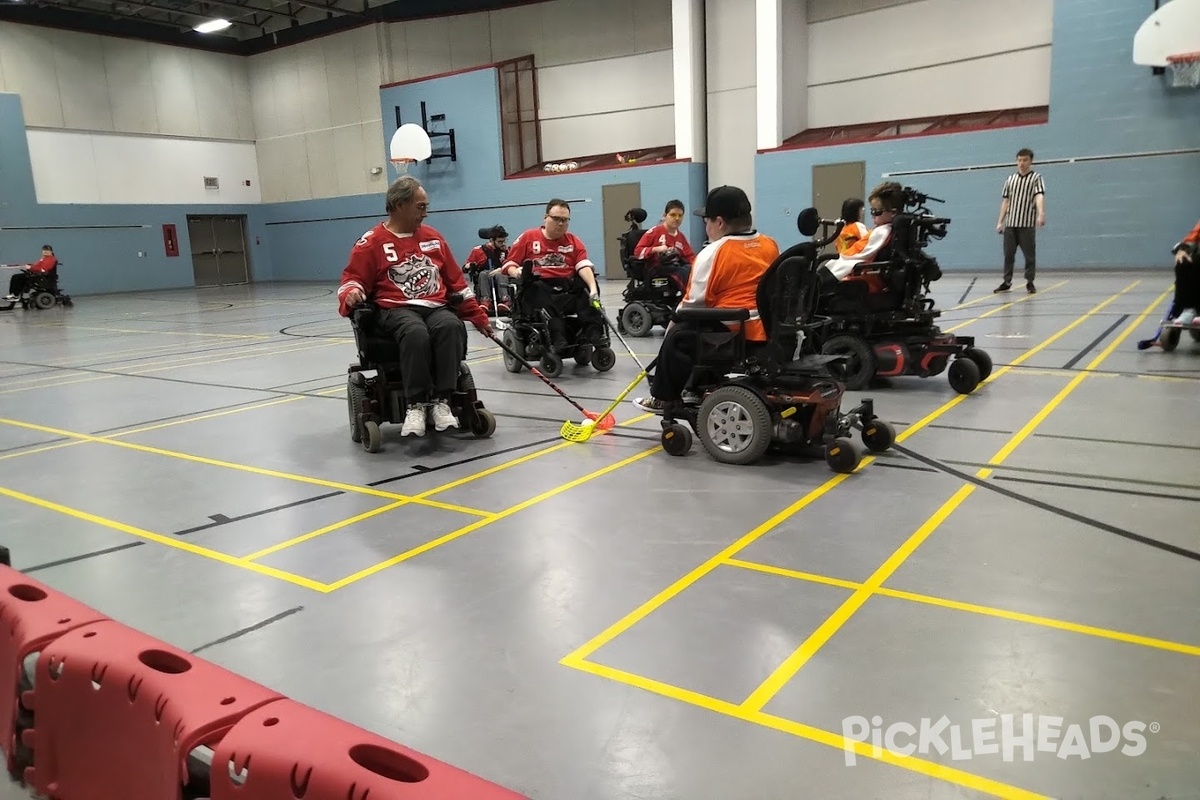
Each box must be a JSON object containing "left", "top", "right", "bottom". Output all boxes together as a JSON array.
[{"left": 1002, "top": 170, "right": 1045, "bottom": 228}]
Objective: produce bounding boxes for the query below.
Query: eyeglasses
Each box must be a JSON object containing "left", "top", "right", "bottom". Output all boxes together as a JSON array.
[
  {"left": 547, "top": 215, "right": 570, "bottom": 224},
  {"left": 869, "top": 208, "right": 886, "bottom": 216}
]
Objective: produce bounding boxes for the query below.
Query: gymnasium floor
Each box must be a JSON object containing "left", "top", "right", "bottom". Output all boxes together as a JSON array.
[{"left": 0, "top": 272, "right": 1197, "bottom": 800}]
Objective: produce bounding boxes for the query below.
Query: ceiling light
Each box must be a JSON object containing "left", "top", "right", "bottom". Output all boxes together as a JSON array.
[{"left": 193, "top": 18, "right": 232, "bottom": 33}]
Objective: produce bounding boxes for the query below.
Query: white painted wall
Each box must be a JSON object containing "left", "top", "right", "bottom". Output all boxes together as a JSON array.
[
  {"left": 781, "top": 0, "right": 808, "bottom": 136},
  {"left": 705, "top": 0, "right": 758, "bottom": 199},
  {"left": 804, "top": 0, "right": 1053, "bottom": 130},
  {"left": 26, "top": 130, "right": 261, "bottom": 205}
]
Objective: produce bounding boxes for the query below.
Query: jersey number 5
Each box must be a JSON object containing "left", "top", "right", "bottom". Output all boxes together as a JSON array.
[{"left": 383, "top": 243, "right": 399, "bottom": 263}]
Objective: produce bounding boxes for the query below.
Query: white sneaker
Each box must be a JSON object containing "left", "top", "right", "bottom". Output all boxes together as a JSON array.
[
  {"left": 2, "top": 294, "right": 15, "bottom": 301},
  {"left": 430, "top": 401, "right": 459, "bottom": 431},
  {"left": 1175, "top": 308, "right": 1197, "bottom": 326},
  {"left": 401, "top": 404, "right": 427, "bottom": 436}
]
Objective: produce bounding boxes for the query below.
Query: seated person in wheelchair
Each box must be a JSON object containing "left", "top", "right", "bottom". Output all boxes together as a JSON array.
[
  {"left": 337, "top": 175, "right": 493, "bottom": 437},
  {"left": 633, "top": 199, "right": 697, "bottom": 289},
  {"left": 496, "top": 199, "right": 604, "bottom": 353},
  {"left": 4, "top": 244, "right": 57, "bottom": 302},
  {"left": 1168, "top": 218, "right": 1199, "bottom": 326},
  {"left": 633, "top": 185, "right": 780, "bottom": 413},
  {"left": 835, "top": 198, "right": 869, "bottom": 255},
  {"left": 817, "top": 181, "right": 904, "bottom": 299},
  {"left": 463, "top": 224, "right": 509, "bottom": 316}
]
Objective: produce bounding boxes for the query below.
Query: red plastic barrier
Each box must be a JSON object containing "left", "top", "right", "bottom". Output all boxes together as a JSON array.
[
  {"left": 210, "top": 698, "right": 527, "bottom": 799},
  {"left": 0, "top": 566, "right": 108, "bottom": 777},
  {"left": 23, "top": 620, "right": 284, "bottom": 800}
]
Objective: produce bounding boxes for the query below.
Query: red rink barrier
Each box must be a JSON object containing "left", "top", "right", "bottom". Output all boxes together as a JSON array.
[
  {"left": 0, "top": 566, "right": 108, "bottom": 776},
  {"left": 23, "top": 619, "right": 283, "bottom": 800},
  {"left": 210, "top": 698, "right": 528, "bottom": 799}
]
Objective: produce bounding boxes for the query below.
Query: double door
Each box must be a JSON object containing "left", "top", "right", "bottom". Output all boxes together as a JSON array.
[{"left": 188, "top": 215, "right": 251, "bottom": 287}]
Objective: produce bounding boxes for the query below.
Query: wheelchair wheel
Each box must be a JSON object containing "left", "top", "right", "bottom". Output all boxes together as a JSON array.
[
  {"left": 825, "top": 437, "right": 861, "bottom": 474},
  {"left": 620, "top": 302, "right": 653, "bottom": 337},
  {"left": 697, "top": 385, "right": 773, "bottom": 466},
  {"left": 1190, "top": 328, "right": 1200, "bottom": 343},
  {"left": 591, "top": 346, "right": 616, "bottom": 372},
  {"left": 661, "top": 423, "right": 692, "bottom": 457},
  {"left": 574, "top": 344, "right": 594, "bottom": 366},
  {"left": 963, "top": 346, "right": 993, "bottom": 381},
  {"left": 361, "top": 420, "right": 382, "bottom": 453},
  {"left": 860, "top": 419, "right": 895, "bottom": 453},
  {"left": 1161, "top": 328, "right": 1181, "bottom": 352},
  {"left": 947, "top": 356, "right": 981, "bottom": 394},
  {"left": 821, "top": 335, "right": 876, "bottom": 390},
  {"left": 469, "top": 408, "right": 497, "bottom": 438},
  {"left": 540, "top": 353, "right": 564, "bottom": 378},
  {"left": 502, "top": 329, "right": 524, "bottom": 373},
  {"left": 32, "top": 292, "right": 55, "bottom": 310},
  {"left": 346, "top": 381, "right": 365, "bottom": 443}
]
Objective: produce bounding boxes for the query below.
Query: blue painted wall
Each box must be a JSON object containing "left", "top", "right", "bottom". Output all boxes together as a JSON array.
[
  {"left": 755, "top": 0, "right": 1200, "bottom": 270},
  {"left": 0, "top": 93, "right": 273, "bottom": 295}
]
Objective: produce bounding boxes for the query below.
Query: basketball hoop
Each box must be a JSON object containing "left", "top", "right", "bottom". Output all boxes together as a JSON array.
[
  {"left": 1166, "top": 51, "right": 1200, "bottom": 87},
  {"left": 388, "top": 123, "right": 432, "bottom": 179},
  {"left": 390, "top": 158, "right": 417, "bottom": 175}
]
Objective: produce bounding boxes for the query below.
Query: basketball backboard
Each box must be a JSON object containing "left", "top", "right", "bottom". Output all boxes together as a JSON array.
[
  {"left": 389, "top": 123, "right": 432, "bottom": 173},
  {"left": 1133, "top": 0, "right": 1200, "bottom": 66}
]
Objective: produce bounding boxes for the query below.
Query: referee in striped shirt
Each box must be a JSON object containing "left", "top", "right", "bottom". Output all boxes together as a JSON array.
[{"left": 995, "top": 148, "right": 1046, "bottom": 293}]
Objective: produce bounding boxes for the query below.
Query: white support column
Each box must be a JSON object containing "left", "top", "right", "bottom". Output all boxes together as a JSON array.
[
  {"left": 756, "top": 0, "right": 782, "bottom": 151},
  {"left": 673, "top": 0, "right": 707, "bottom": 162}
]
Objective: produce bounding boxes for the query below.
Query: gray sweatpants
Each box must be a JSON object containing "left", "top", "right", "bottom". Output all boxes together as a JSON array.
[{"left": 1003, "top": 226, "right": 1037, "bottom": 284}]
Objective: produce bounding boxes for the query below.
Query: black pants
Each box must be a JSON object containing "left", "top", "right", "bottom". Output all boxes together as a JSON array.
[
  {"left": 374, "top": 306, "right": 465, "bottom": 404},
  {"left": 650, "top": 321, "right": 742, "bottom": 402},
  {"left": 7, "top": 272, "right": 31, "bottom": 296},
  {"left": 521, "top": 281, "right": 603, "bottom": 347},
  {"left": 1003, "top": 227, "right": 1036, "bottom": 283},
  {"left": 1175, "top": 257, "right": 1199, "bottom": 311}
]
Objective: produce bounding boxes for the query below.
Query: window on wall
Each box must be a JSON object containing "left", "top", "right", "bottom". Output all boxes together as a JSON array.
[
  {"left": 498, "top": 57, "right": 542, "bottom": 177},
  {"left": 782, "top": 106, "right": 1050, "bottom": 149}
]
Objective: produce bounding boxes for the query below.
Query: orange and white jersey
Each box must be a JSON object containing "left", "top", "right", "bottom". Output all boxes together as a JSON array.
[
  {"left": 835, "top": 221, "right": 870, "bottom": 255},
  {"left": 825, "top": 223, "right": 892, "bottom": 280},
  {"left": 679, "top": 231, "right": 780, "bottom": 341}
]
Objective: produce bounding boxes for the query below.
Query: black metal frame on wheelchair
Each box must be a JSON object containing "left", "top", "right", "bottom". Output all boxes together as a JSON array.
[
  {"left": 805, "top": 188, "right": 992, "bottom": 394},
  {"left": 617, "top": 250, "right": 687, "bottom": 338},
  {"left": 496, "top": 261, "right": 617, "bottom": 379},
  {"left": 344, "top": 302, "right": 496, "bottom": 453},
  {"left": 1, "top": 266, "right": 73, "bottom": 311},
  {"left": 655, "top": 209, "right": 897, "bottom": 472}
]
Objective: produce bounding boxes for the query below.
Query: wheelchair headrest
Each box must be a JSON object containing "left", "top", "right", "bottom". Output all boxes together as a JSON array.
[
  {"left": 797, "top": 207, "right": 820, "bottom": 237},
  {"left": 624, "top": 207, "right": 648, "bottom": 224},
  {"left": 478, "top": 225, "right": 507, "bottom": 240}
]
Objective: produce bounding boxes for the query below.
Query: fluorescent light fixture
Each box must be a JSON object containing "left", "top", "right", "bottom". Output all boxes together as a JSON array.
[{"left": 193, "top": 18, "right": 232, "bottom": 33}]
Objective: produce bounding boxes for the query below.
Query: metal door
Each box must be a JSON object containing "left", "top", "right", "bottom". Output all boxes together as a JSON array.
[
  {"left": 812, "top": 162, "right": 866, "bottom": 222},
  {"left": 188, "top": 216, "right": 251, "bottom": 287},
  {"left": 601, "top": 182, "right": 642, "bottom": 279}
]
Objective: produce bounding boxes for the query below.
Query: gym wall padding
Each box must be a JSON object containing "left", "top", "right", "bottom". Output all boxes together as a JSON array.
[{"left": 754, "top": 0, "right": 1200, "bottom": 271}]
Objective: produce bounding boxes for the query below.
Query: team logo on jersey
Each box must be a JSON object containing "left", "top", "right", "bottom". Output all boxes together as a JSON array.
[
  {"left": 536, "top": 252, "right": 568, "bottom": 268},
  {"left": 356, "top": 229, "right": 375, "bottom": 247},
  {"left": 419, "top": 240, "right": 441, "bottom": 253},
  {"left": 388, "top": 254, "right": 442, "bottom": 298},
  {"left": 557, "top": 244, "right": 574, "bottom": 253}
]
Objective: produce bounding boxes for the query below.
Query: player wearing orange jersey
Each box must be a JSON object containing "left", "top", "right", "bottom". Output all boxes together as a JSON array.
[{"left": 634, "top": 185, "right": 780, "bottom": 413}]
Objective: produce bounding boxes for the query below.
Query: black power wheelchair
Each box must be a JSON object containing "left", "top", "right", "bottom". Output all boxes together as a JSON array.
[
  {"left": 345, "top": 303, "right": 496, "bottom": 453},
  {"left": 615, "top": 208, "right": 686, "bottom": 338},
  {"left": 497, "top": 261, "right": 616, "bottom": 379},
  {"left": 808, "top": 188, "right": 991, "bottom": 394},
  {"left": 1, "top": 266, "right": 73, "bottom": 312},
  {"left": 656, "top": 209, "right": 897, "bottom": 472}
]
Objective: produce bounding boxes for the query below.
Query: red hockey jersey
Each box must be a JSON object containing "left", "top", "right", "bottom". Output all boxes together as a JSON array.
[
  {"left": 504, "top": 228, "right": 595, "bottom": 280},
  {"left": 633, "top": 225, "right": 696, "bottom": 265},
  {"left": 337, "top": 223, "right": 488, "bottom": 327}
]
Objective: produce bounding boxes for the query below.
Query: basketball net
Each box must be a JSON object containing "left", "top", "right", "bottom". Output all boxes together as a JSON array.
[
  {"left": 1166, "top": 51, "right": 1200, "bottom": 88},
  {"left": 391, "top": 158, "right": 416, "bottom": 175}
]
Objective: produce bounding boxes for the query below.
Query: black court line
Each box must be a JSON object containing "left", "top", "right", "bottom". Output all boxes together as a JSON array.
[
  {"left": 1062, "top": 314, "right": 1128, "bottom": 370},
  {"left": 957, "top": 277, "right": 977, "bottom": 304},
  {"left": 174, "top": 491, "right": 343, "bottom": 536},
  {"left": 1033, "top": 431, "right": 1200, "bottom": 453},
  {"left": 21, "top": 541, "right": 145, "bottom": 573},
  {"left": 189, "top": 606, "right": 305, "bottom": 655},
  {"left": 944, "top": 459, "right": 1200, "bottom": 493},
  {"left": 891, "top": 442, "right": 1200, "bottom": 562}
]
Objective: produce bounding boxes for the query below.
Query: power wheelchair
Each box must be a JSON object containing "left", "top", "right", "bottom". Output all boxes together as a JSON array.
[
  {"left": 1, "top": 267, "right": 73, "bottom": 311},
  {"left": 345, "top": 303, "right": 496, "bottom": 453},
  {"left": 615, "top": 208, "right": 686, "bottom": 338},
  {"left": 497, "top": 261, "right": 617, "bottom": 379},
  {"left": 657, "top": 209, "right": 896, "bottom": 472},
  {"left": 808, "top": 188, "right": 992, "bottom": 394}
]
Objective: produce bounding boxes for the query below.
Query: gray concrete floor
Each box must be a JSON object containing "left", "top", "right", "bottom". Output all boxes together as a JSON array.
[{"left": 0, "top": 273, "right": 1197, "bottom": 800}]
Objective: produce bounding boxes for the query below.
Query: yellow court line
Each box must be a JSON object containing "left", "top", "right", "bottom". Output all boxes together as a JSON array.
[
  {"left": 943, "top": 279, "right": 1066, "bottom": 332},
  {"left": 58, "top": 324, "right": 270, "bottom": 340},
  {"left": 0, "top": 417, "right": 492, "bottom": 519},
  {"left": 251, "top": 412, "right": 657, "bottom": 560},
  {"left": 559, "top": 281, "right": 1143, "bottom": 668},
  {"left": 560, "top": 658, "right": 1051, "bottom": 800},
  {"left": 724, "top": 559, "right": 1200, "bottom": 658},
  {"left": 0, "top": 485, "right": 326, "bottom": 592},
  {"left": 323, "top": 444, "right": 661, "bottom": 591},
  {"left": 740, "top": 285, "right": 1173, "bottom": 713}
]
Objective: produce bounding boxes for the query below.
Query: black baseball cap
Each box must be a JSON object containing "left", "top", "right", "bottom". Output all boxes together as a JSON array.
[{"left": 694, "top": 185, "right": 752, "bottom": 220}]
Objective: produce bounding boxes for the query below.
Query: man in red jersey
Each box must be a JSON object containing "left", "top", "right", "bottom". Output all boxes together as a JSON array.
[
  {"left": 497, "top": 199, "right": 603, "bottom": 353},
  {"left": 338, "top": 176, "right": 493, "bottom": 438},
  {"left": 464, "top": 224, "right": 509, "bottom": 316},
  {"left": 633, "top": 199, "right": 696, "bottom": 289},
  {"left": 3, "top": 244, "right": 58, "bottom": 302}
]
